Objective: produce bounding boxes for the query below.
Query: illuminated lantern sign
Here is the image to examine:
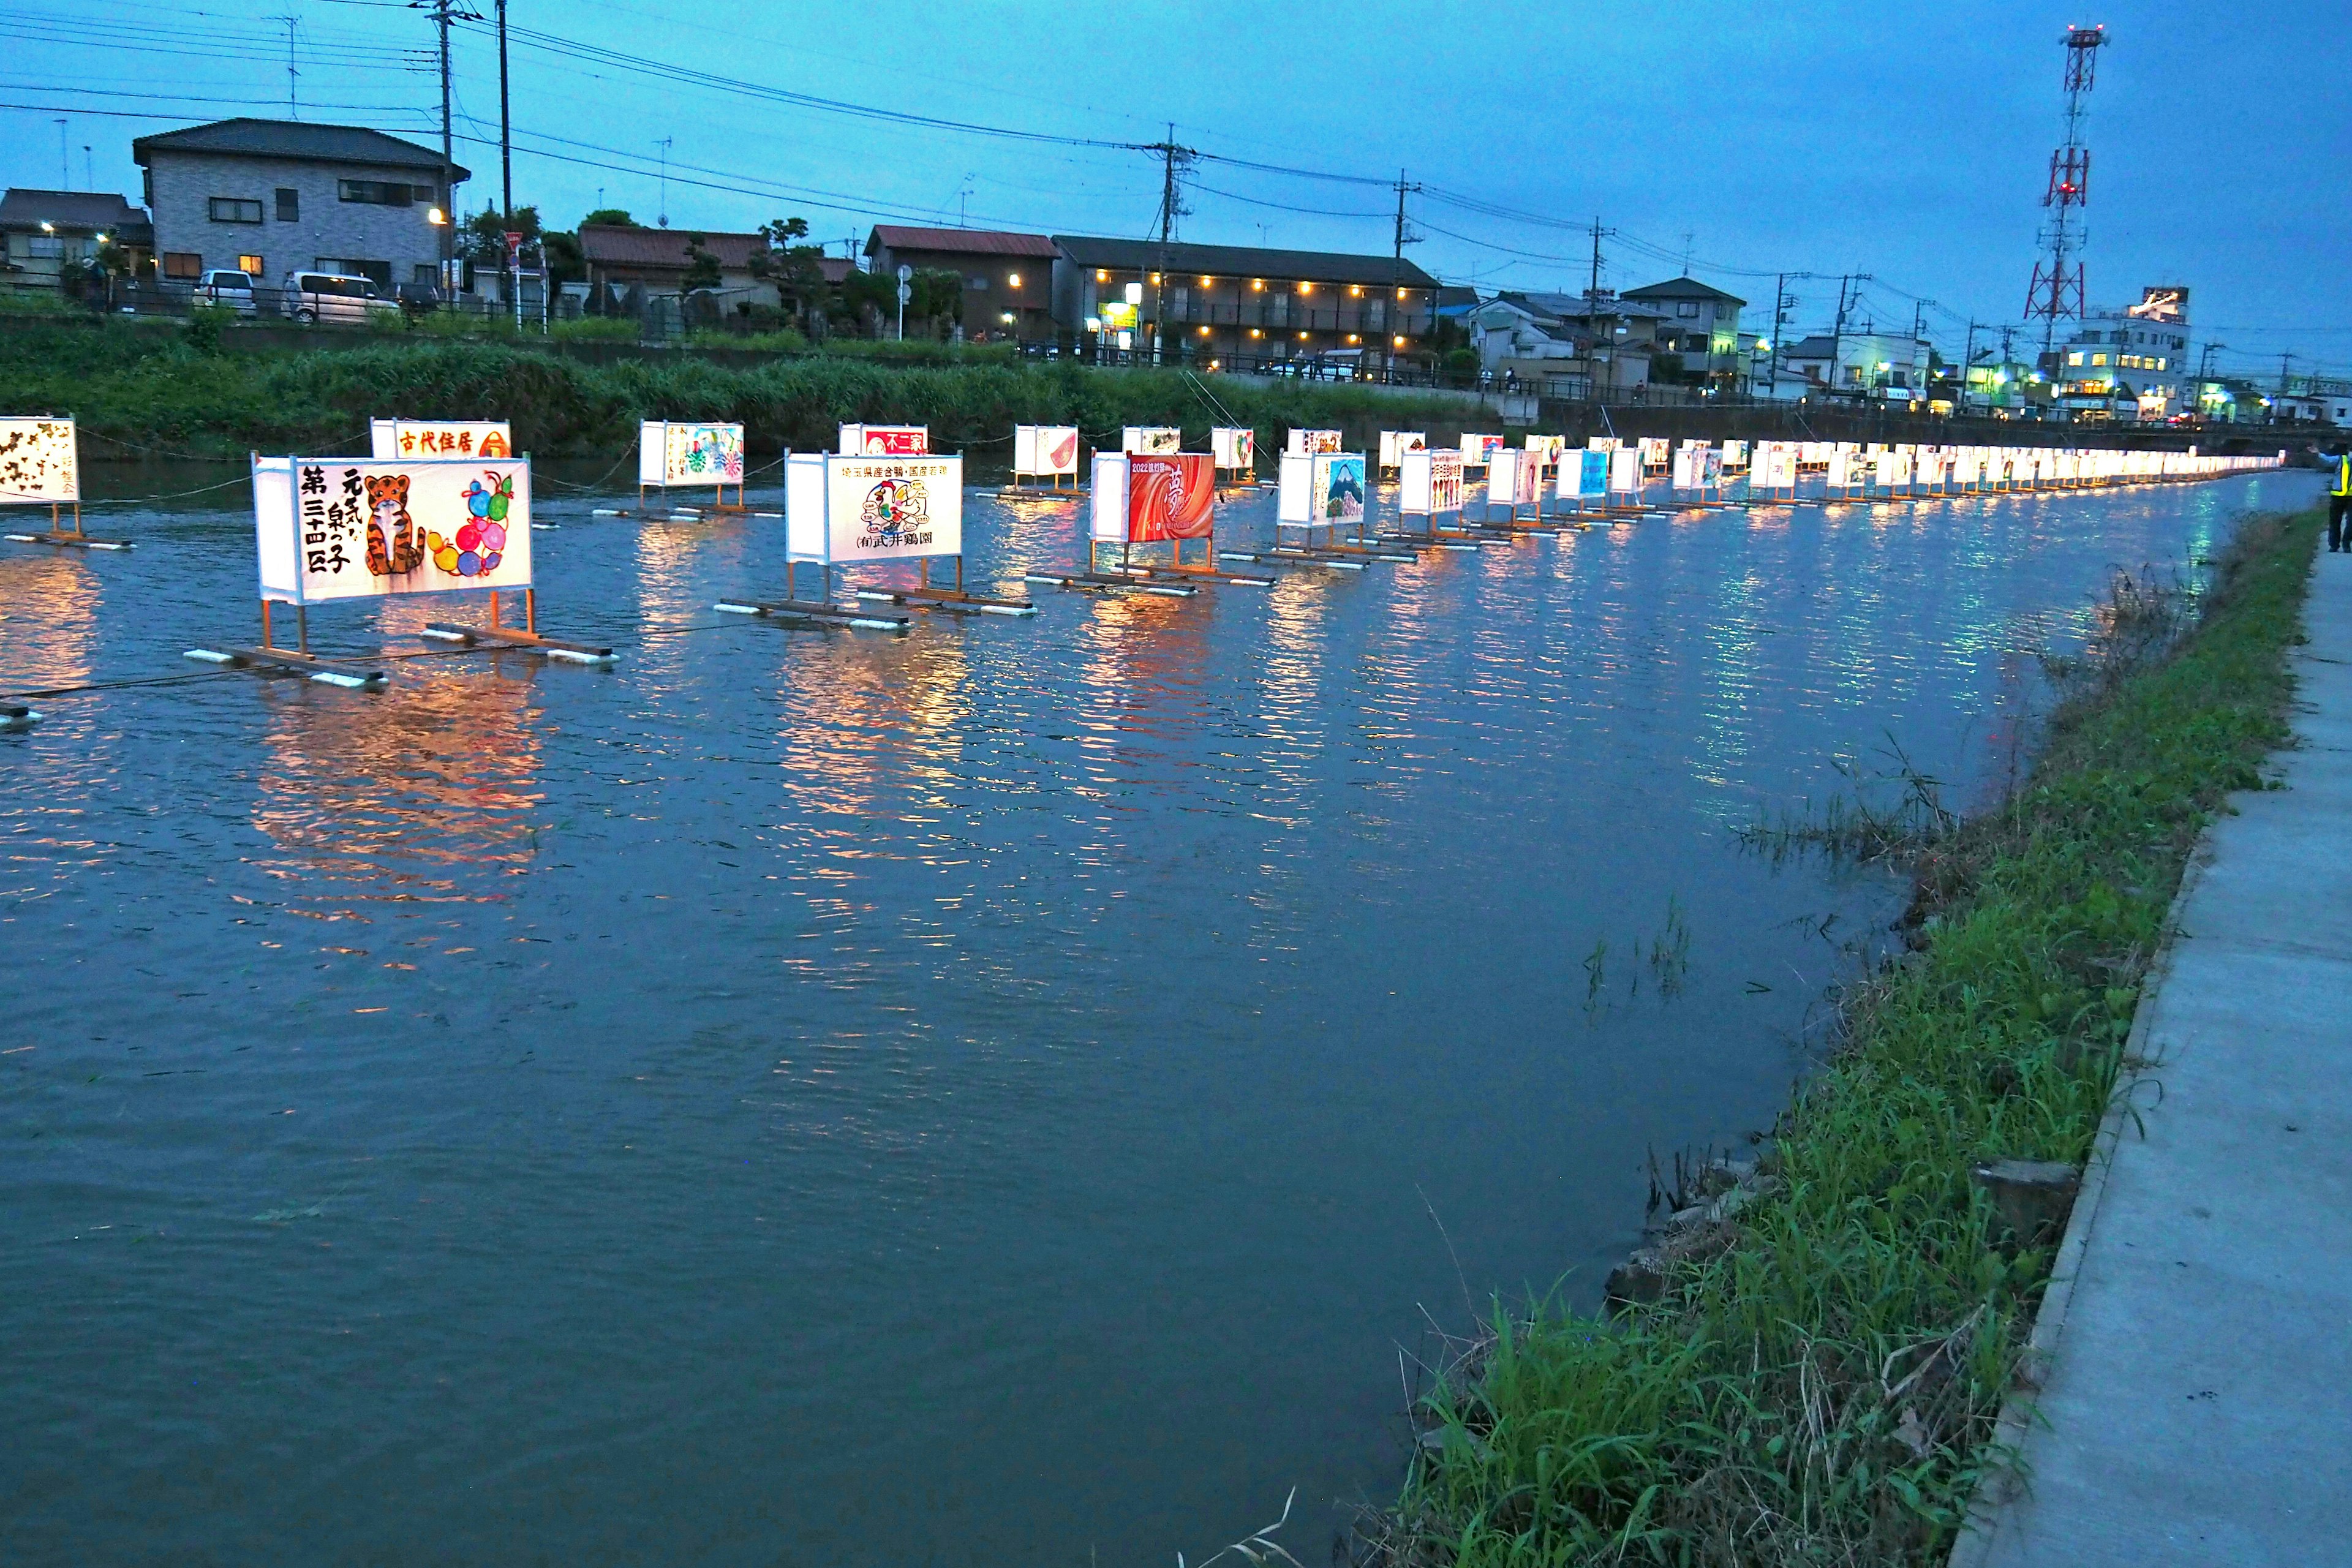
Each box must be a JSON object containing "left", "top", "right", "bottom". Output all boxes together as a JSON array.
[
  {"left": 839, "top": 423, "right": 930, "bottom": 457},
  {"left": 1121, "top": 426, "right": 1182, "bottom": 455},
  {"left": 252, "top": 455, "right": 532, "bottom": 603},
  {"left": 1399, "top": 447, "right": 1464, "bottom": 517},
  {"left": 1091, "top": 451, "right": 1216, "bottom": 543},
  {"left": 0, "top": 417, "right": 79, "bottom": 503},
  {"left": 1211, "top": 426, "right": 1256, "bottom": 472},
  {"left": 1012, "top": 424, "right": 1080, "bottom": 477},
  {"left": 369, "top": 419, "right": 513, "bottom": 460},
  {"left": 785, "top": 454, "right": 965, "bottom": 563},
  {"left": 639, "top": 420, "right": 745, "bottom": 489},
  {"left": 1378, "top": 431, "right": 1427, "bottom": 470},
  {"left": 1458, "top": 432, "right": 1505, "bottom": 470},
  {"left": 1286, "top": 428, "right": 1343, "bottom": 456}
]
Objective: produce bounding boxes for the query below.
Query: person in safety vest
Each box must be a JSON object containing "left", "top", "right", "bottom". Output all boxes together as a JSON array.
[{"left": 2327, "top": 444, "right": 2352, "bottom": 554}]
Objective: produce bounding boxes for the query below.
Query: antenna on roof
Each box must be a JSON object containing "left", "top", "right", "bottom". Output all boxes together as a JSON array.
[{"left": 656, "top": 137, "right": 672, "bottom": 227}]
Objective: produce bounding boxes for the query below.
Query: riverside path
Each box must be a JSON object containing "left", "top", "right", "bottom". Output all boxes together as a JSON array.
[{"left": 1962, "top": 547, "right": 2352, "bottom": 1565}]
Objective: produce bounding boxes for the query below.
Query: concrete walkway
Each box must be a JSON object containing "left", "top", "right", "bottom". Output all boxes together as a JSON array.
[{"left": 1962, "top": 548, "right": 2352, "bottom": 1565}]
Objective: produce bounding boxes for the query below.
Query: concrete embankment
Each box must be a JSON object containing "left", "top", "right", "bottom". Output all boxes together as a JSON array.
[{"left": 1959, "top": 551, "right": 2352, "bottom": 1566}]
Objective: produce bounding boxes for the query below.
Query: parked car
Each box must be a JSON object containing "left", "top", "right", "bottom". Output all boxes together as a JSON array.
[
  {"left": 192, "top": 269, "right": 258, "bottom": 315},
  {"left": 280, "top": 271, "right": 399, "bottom": 326},
  {"left": 394, "top": 279, "right": 443, "bottom": 315}
]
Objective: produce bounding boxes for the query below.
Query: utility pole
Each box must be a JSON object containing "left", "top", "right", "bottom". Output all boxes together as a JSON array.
[
  {"left": 497, "top": 0, "right": 512, "bottom": 224},
  {"left": 271, "top": 15, "right": 299, "bottom": 117},
  {"left": 1583, "top": 216, "right": 1616, "bottom": 397},
  {"left": 1387, "top": 168, "right": 1421, "bottom": 383},
  {"left": 411, "top": 0, "right": 476, "bottom": 289},
  {"left": 1961, "top": 320, "right": 1978, "bottom": 410},
  {"left": 1147, "top": 124, "right": 1192, "bottom": 367},
  {"left": 2277, "top": 352, "right": 2293, "bottom": 396},
  {"left": 656, "top": 137, "right": 671, "bottom": 227},
  {"left": 54, "top": 118, "right": 66, "bottom": 189}
]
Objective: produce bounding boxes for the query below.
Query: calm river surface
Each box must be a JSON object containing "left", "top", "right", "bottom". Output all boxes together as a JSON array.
[{"left": 1, "top": 462, "right": 2320, "bottom": 1566}]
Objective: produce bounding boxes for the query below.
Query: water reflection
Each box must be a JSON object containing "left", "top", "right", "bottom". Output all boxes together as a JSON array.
[
  {"left": 252, "top": 662, "right": 546, "bottom": 897},
  {"left": 0, "top": 551, "right": 100, "bottom": 692}
]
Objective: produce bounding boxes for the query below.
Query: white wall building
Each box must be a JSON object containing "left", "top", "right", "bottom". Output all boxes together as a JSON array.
[{"left": 2057, "top": 285, "right": 2191, "bottom": 421}]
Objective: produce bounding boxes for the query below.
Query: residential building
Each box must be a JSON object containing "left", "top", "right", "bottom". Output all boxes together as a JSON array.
[
  {"left": 1777, "top": 330, "right": 1934, "bottom": 402},
  {"left": 0, "top": 189, "right": 151, "bottom": 292},
  {"left": 578, "top": 225, "right": 780, "bottom": 314},
  {"left": 132, "top": 118, "right": 465, "bottom": 292},
  {"left": 864, "top": 226, "right": 1057, "bottom": 343},
  {"left": 1470, "top": 291, "right": 1666, "bottom": 398},
  {"left": 1050, "top": 237, "right": 1441, "bottom": 372},
  {"left": 2270, "top": 377, "right": 2352, "bottom": 426},
  {"left": 1619, "top": 276, "right": 1746, "bottom": 379},
  {"left": 2056, "top": 285, "right": 2192, "bottom": 421}
]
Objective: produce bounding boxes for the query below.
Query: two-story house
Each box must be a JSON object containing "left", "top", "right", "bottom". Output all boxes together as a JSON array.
[
  {"left": 131, "top": 118, "right": 466, "bottom": 293},
  {"left": 864, "top": 227, "right": 1058, "bottom": 343},
  {"left": 1470, "top": 291, "right": 1665, "bottom": 398},
  {"left": 1619, "top": 276, "right": 1746, "bottom": 381}
]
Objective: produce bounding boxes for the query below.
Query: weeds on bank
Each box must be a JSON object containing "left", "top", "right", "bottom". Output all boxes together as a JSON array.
[{"left": 1367, "top": 509, "right": 2318, "bottom": 1567}]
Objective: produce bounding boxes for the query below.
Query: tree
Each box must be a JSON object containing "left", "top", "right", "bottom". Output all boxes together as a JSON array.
[
  {"left": 680, "top": 235, "right": 723, "bottom": 293},
  {"left": 581, "top": 208, "right": 636, "bottom": 228},
  {"left": 745, "top": 215, "right": 827, "bottom": 324},
  {"left": 458, "top": 202, "right": 540, "bottom": 266},
  {"left": 909, "top": 268, "right": 963, "bottom": 337}
]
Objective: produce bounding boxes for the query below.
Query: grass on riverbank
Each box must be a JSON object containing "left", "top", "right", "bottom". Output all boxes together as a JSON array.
[
  {"left": 1379, "top": 508, "right": 2321, "bottom": 1566},
  {"left": 0, "top": 318, "right": 1484, "bottom": 462}
]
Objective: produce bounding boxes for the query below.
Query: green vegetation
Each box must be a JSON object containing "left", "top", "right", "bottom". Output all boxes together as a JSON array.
[
  {"left": 1382, "top": 510, "right": 2320, "bottom": 1566},
  {"left": 0, "top": 318, "right": 1483, "bottom": 462}
]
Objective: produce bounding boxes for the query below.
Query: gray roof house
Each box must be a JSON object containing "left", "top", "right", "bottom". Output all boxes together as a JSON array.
[
  {"left": 131, "top": 118, "right": 468, "bottom": 293},
  {"left": 0, "top": 189, "right": 152, "bottom": 290}
]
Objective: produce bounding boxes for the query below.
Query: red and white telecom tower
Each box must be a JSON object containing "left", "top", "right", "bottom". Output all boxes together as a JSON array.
[{"left": 2023, "top": 24, "right": 2109, "bottom": 356}]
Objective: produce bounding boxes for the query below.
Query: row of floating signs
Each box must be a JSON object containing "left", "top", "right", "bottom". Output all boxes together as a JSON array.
[{"left": 0, "top": 413, "right": 2291, "bottom": 726}]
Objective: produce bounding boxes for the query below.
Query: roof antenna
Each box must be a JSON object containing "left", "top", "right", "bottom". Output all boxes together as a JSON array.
[{"left": 656, "top": 137, "right": 671, "bottom": 227}]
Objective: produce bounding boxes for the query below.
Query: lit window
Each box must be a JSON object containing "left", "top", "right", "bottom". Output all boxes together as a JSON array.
[
  {"left": 236, "top": 254, "right": 263, "bottom": 275},
  {"left": 2091, "top": 353, "right": 2107, "bottom": 367},
  {"left": 2067, "top": 352, "right": 2084, "bottom": 366}
]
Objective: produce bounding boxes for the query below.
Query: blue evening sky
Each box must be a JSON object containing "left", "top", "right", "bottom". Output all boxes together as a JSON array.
[{"left": 6, "top": 0, "right": 2346, "bottom": 377}]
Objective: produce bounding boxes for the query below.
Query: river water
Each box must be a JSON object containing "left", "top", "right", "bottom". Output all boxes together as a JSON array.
[{"left": 0, "top": 464, "right": 2319, "bottom": 1566}]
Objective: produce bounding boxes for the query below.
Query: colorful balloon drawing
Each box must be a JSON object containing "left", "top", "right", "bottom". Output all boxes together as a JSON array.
[{"left": 428, "top": 472, "right": 513, "bottom": 576}]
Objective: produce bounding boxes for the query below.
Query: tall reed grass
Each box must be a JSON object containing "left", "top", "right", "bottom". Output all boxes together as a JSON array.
[{"left": 0, "top": 320, "right": 1482, "bottom": 462}]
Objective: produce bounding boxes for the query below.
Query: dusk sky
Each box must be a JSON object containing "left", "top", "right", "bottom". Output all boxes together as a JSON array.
[{"left": 6, "top": 0, "right": 2346, "bottom": 378}]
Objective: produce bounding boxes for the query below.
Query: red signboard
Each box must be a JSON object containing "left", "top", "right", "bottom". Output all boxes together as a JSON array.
[{"left": 1128, "top": 453, "right": 1215, "bottom": 541}]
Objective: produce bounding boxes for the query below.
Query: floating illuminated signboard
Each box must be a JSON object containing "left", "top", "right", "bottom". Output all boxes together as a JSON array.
[
  {"left": 252, "top": 455, "right": 532, "bottom": 603},
  {"left": 839, "top": 423, "right": 930, "bottom": 457},
  {"left": 1286, "top": 428, "right": 1343, "bottom": 456},
  {"left": 1398, "top": 447, "right": 1465, "bottom": 516},
  {"left": 1212, "top": 426, "right": 1256, "bottom": 471},
  {"left": 1121, "top": 426, "right": 1182, "bottom": 456},
  {"left": 1607, "top": 448, "right": 1642, "bottom": 496},
  {"left": 1458, "top": 433, "right": 1504, "bottom": 470},
  {"left": 1488, "top": 447, "right": 1542, "bottom": 511},
  {"left": 1638, "top": 437, "right": 1670, "bottom": 472},
  {"left": 1013, "top": 424, "right": 1080, "bottom": 477},
  {"left": 1559, "top": 448, "right": 1608, "bottom": 501},
  {"left": 783, "top": 454, "right": 964, "bottom": 564},
  {"left": 639, "top": 420, "right": 745, "bottom": 488},
  {"left": 1278, "top": 452, "right": 1365, "bottom": 526},
  {"left": 1378, "top": 431, "right": 1427, "bottom": 470},
  {"left": 0, "top": 416, "right": 77, "bottom": 504},
  {"left": 1523, "top": 434, "right": 1566, "bottom": 466},
  {"left": 369, "top": 419, "right": 513, "bottom": 461},
  {"left": 1091, "top": 451, "right": 1216, "bottom": 542}
]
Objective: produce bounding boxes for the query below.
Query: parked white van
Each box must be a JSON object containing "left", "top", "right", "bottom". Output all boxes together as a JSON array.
[
  {"left": 192, "top": 268, "right": 258, "bottom": 315},
  {"left": 280, "top": 271, "right": 399, "bottom": 325}
]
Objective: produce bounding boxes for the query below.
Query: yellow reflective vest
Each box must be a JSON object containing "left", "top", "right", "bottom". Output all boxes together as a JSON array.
[{"left": 2336, "top": 453, "right": 2352, "bottom": 497}]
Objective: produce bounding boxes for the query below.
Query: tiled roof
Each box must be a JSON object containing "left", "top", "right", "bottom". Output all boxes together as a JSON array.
[
  {"left": 1052, "top": 235, "right": 1440, "bottom": 289},
  {"left": 580, "top": 225, "right": 768, "bottom": 270},
  {"left": 0, "top": 189, "right": 148, "bottom": 233},
  {"left": 1621, "top": 275, "right": 1747, "bottom": 307},
  {"left": 868, "top": 226, "right": 1056, "bottom": 258},
  {"left": 131, "top": 118, "right": 466, "bottom": 179},
  {"left": 1499, "top": 290, "right": 1671, "bottom": 322}
]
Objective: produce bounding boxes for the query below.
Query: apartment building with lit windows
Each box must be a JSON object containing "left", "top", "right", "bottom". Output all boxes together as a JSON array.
[
  {"left": 2057, "top": 285, "right": 2191, "bottom": 420},
  {"left": 1050, "top": 236, "right": 1441, "bottom": 372}
]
